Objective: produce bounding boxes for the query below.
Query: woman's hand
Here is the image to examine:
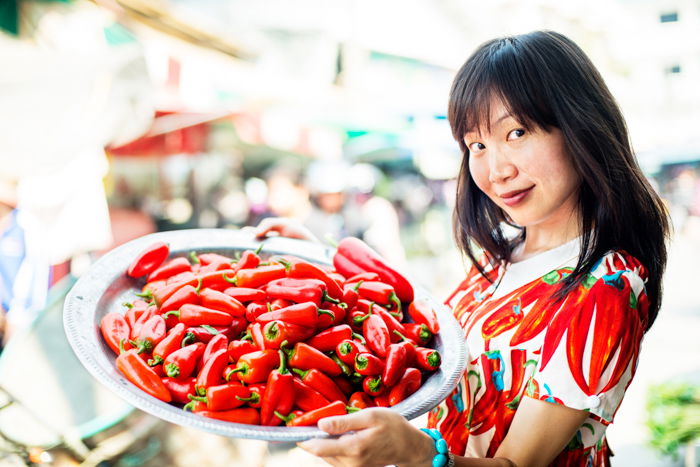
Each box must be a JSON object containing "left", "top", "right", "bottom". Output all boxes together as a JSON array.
[
  {"left": 298, "top": 408, "right": 436, "bottom": 467},
  {"left": 248, "top": 217, "right": 319, "bottom": 242}
]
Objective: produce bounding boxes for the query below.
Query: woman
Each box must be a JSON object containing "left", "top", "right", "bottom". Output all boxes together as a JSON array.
[{"left": 254, "top": 30, "right": 668, "bottom": 466}]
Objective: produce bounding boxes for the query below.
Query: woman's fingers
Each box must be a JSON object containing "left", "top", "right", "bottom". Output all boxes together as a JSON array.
[
  {"left": 317, "top": 408, "right": 382, "bottom": 435},
  {"left": 253, "top": 217, "right": 318, "bottom": 241}
]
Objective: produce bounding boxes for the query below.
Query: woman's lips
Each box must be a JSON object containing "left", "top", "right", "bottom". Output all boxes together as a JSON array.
[{"left": 499, "top": 186, "right": 534, "bottom": 207}]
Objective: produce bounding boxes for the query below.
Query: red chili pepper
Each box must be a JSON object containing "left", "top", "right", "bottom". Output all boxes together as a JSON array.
[
  {"left": 306, "top": 324, "right": 352, "bottom": 352},
  {"left": 292, "top": 377, "right": 331, "bottom": 411},
  {"left": 373, "top": 393, "right": 390, "bottom": 407},
  {"left": 335, "top": 339, "right": 370, "bottom": 366},
  {"left": 188, "top": 382, "right": 251, "bottom": 411},
  {"left": 342, "top": 285, "right": 358, "bottom": 309},
  {"left": 481, "top": 302, "right": 523, "bottom": 340},
  {"left": 163, "top": 342, "right": 205, "bottom": 378},
  {"left": 195, "top": 348, "right": 229, "bottom": 395},
  {"left": 132, "top": 315, "right": 167, "bottom": 354},
  {"left": 344, "top": 272, "right": 381, "bottom": 285},
  {"left": 403, "top": 323, "right": 433, "bottom": 346},
  {"left": 357, "top": 281, "right": 402, "bottom": 311},
  {"left": 373, "top": 306, "right": 407, "bottom": 343},
  {"left": 278, "top": 257, "right": 345, "bottom": 300},
  {"left": 197, "top": 252, "right": 234, "bottom": 267},
  {"left": 201, "top": 333, "right": 229, "bottom": 367},
  {"left": 149, "top": 323, "right": 187, "bottom": 366},
  {"left": 262, "top": 321, "right": 315, "bottom": 349},
  {"left": 260, "top": 350, "right": 295, "bottom": 426},
  {"left": 147, "top": 257, "right": 192, "bottom": 283},
  {"left": 166, "top": 271, "right": 197, "bottom": 285},
  {"left": 234, "top": 264, "right": 287, "bottom": 288},
  {"left": 245, "top": 301, "right": 269, "bottom": 322},
  {"left": 243, "top": 383, "right": 265, "bottom": 409},
  {"left": 127, "top": 242, "right": 170, "bottom": 278},
  {"left": 348, "top": 391, "right": 375, "bottom": 409},
  {"left": 228, "top": 339, "right": 258, "bottom": 362},
  {"left": 257, "top": 302, "right": 334, "bottom": 328},
  {"left": 183, "top": 325, "right": 220, "bottom": 344},
  {"left": 333, "top": 376, "right": 353, "bottom": 396},
  {"left": 200, "top": 408, "right": 260, "bottom": 425},
  {"left": 388, "top": 367, "right": 421, "bottom": 406},
  {"left": 231, "top": 249, "right": 262, "bottom": 274},
  {"left": 198, "top": 288, "right": 246, "bottom": 317},
  {"left": 407, "top": 300, "right": 440, "bottom": 334},
  {"left": 159, "top": 284, "right": 199, "bottom": 320},
  {"left": 286, "top": 342, "right": 342, "bottom": 377},
  {"left": 283, "top": 400, "right": 352, "bottom": 427},
  {"left": 327, "top": 304, "right": 349, "bottom": 329},
  {"left": 100, "top": 312, "right": 132, "bottom": 355},
  {"left": 264, "top": 277, "right": 330, "bottom": 305},
  {"left": 124, "top": 300, "right": 149, "bottom": 329},
  {"left": 354, "top": 352, "right": 384, "bottom": 376},
  {"left": 226, "top": 349, "right": 280, "bottom": 384},
  {"left": 333, "top": 237, "right": 414, "bottom": 303},
  {"left": 382, "top": 342, "right": 411, "bottom": 387},
  {"left": 291, "top": 368, "right": 347, "bottom": 403},
  {"left": 164, "top": 304, "right": 234, "bottom": 327},
  {"left": 161, "top": 377, "right": 196, "bottom": 404},
  {"left": 116, "top": 349, "right": 172, "bottom": 402},
  {"left": 469, "top": 352, "right": 502, "bottom": 433},
  {"left": 130, "top": 305, "right": 157, "bottom": 339},
  {"left": 224, "top": 287, "right": 266, "bottom": 303},
  {"left": 414, "top": 347, "right": 442, "bottom": 371},
  {"left": 249, "top": 322, "right": 266, "bottom": 350},
  {"left": 153, "top": 269, "right": 237, "bottom": 306},
  {"left": 361, "top": 309, "right": 391, "bottom": 358},
  {"left": 362, "top": 375, "right": 384, "bottom": 397}
]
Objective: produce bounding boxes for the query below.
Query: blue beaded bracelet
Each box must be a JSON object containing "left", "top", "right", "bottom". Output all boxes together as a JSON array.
[{"left": 420, "top": 428, "right": 453, "bottom": 467}]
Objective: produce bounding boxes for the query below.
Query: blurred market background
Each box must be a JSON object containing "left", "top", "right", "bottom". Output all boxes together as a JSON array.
[{"left": 0, "top": 0, "right": 699, "bottom": 465}]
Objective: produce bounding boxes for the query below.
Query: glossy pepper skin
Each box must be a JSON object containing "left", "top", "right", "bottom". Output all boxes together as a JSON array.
[
  {"left": 292, "top": 377, "right": 331, "bottom": 412},
  {"left": 100, "top": 312, "right": 132, "bottom": 355},
  {"left": 388, "top": 367, "right": 422, "bottom": 406},
  {"left": 414, "top": 347, "right": 442, "bottom": 371},
  {"left": 292, "top": 368, "right": 347, "bottom": 403},
  {"left": 226, "top": 349, "right": 280, "bottom": 384},
  {"left": 224, "top": 287, "right": 266, "bottom": 303},
  {"left": 287, "top": 342, "right": 342, "bottom": 377},
  {"left": 116, "top": 349, "right": 172, "bottom": 402},
  {"left": 282, "top": 257, "right": 344, "bottom": 300},
  {"left": 163, "top": 343, "right": 205, "bottom": 379},
  {"left": 161, "top": 377, "right": 195, "bottom": 404},
  {"left": 256, "top": 302, "right": 332, "bottom": 328},
  {"left": 234, "top": 264, "right": 287, "bottom": 289},
  {"left": 189, "top": 383, "right": 252, "bottom": 411},
  {"left": 260, "top": 350, "right": 295, "bottom": 426},
  {"left": 354, "top": 352, "right": 385, "bottom": 376},
  {"left": 262, "top": 321, "right": 315, "bottom": 349},
  {"left": 264, "top": 278, "right": 330, "bottom": 305},
  {"left": 284, "top": 400, "right": 352, "bottom": 427},
  {"left": 127, "top": 242, "right": 170, "bottom": 278},
  {"left": 362, "top": 311, "right": 391, "bottom": 358},
  {"left": 198, "top": 288, "right": 247, "bottom": 317},
  {"left": 362, "top": 375, "right": 384, "bottom": 397},
  {"left": 200, "top": 408, "right": 260, "bottom": 425},
  {"left": 357, "top": 281, "right": 402, "bottom": 311},
  {"left": 132, "top": 315, "right": 167, "bottom": 354},
  {"left": 335, "top": 339, "right": 370, "bottom": 366},
  {"left": 333, "top": 237, "right": 414, "bottom": 303},
  {"left": 403, "top": 323, "right": 432, "bottom": 346},
  {"left": 382, "top": 342, "right": 410, "bottom": 387},
  {"left": 164, "top": 304, "right": 234, "bottom": 327},
  {"left": 149, "top": 323, "right": 187, "bottom": 366},
  {"left": 228, "top": 339, "right": 258, "bottom": 362},
  {"left": 159, "top": 285, "right": 200, "bottom": 314},
  {"left": 147, "top": 257, "right": 191, "bottom": 283},
  {"left": 407, "top": 300, "right": 440, "bottom": 334},
  {"left": 201, "top": 333, "right": 229, "bottom": 369},
  {"left": 306, "top": 325, "right": 353, "bottom": 352},
  {"left": 195, "top": 348, "right": 229, "bottom": 396},
  {"left": 348, "top": 391, "right": 375, "bottom": 409}
]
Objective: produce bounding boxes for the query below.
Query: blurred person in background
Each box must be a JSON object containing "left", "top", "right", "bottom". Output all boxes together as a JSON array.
[
  {"left": 0, "top": 176, "right": 50, "bottom": 349},
  {"left": 254, "top": 31, "right": 669, "bottom": 466}
]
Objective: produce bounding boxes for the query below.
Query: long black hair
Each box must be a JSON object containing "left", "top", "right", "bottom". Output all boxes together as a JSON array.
[{"left": 450, "top": 31, "right": 669, "bottom": 330}]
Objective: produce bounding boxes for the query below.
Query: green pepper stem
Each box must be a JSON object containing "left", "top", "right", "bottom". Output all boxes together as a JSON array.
[
  {"left": 390, "top": 293, "right": 402, "bottom": 313},
  {"left": 147, "top": 355, "right": 163, "bottom": 367},
  {"left": 188, "top": 394, "right": 207, "bottom": 403},
  {"left": 135, "top": 290, "right": 153, "bottom": 301},
  {"left": 189, "top": 251, "right": 200, "bottom": 264},
  {"left": 274, "top": 410, "right": 295, "bottom": 424},
  {"left": 181, "top": 332, "right": 196, "bottom": 347},
  {"left": 163, "top": 310, "right": 180, "bottom": 318},
  {"left": 222, "top": 273, "right": 237, "bottom": 285},
  {"left": 292, "top": 367, "right": 309, "bottom": 379},
  {"left": 318, "top": 309, "right": 335, "bottom": 319},
  {"left": 351, "top": 332, "right": 366, "bottom": 344},
  {"left": 322, "top": 291, "right": 341, "bottom": 304},
  {"left": 254, "top": 243, "right": 265, "bottom": 255},
  {"left": 194, "top": 277, "right": 203, "bottom": 294}
]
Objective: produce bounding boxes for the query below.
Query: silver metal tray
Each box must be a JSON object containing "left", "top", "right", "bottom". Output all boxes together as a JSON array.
[{"left": 63, "top": 229, "right": 467, "bottom": 441}]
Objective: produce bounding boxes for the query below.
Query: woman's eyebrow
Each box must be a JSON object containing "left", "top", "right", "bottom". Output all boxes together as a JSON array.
[{"left": 465, "top": 113, "right": 513, "bottom": 138}]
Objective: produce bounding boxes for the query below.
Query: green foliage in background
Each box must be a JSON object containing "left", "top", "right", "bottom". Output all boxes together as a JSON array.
[{"left": 646, "top": 383, "right": 700, "bottom": 458}]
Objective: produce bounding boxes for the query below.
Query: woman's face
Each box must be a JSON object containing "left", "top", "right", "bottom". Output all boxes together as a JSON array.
[{"left": 465, "top": 100, "right": 581, "bottom": 230}]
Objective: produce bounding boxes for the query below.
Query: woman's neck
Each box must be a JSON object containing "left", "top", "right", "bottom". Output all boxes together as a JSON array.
[{"left": 513, "top": 211, "right": 581, "bottom": 262}]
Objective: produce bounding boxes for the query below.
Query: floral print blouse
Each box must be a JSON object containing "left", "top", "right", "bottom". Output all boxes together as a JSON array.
[{"left": 427, "top": 245, "right": 649, "bottom": 466}]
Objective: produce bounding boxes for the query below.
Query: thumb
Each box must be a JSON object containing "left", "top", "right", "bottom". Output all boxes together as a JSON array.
[{"left": 318, "top": 408, "right": 381, "bottom": 435}]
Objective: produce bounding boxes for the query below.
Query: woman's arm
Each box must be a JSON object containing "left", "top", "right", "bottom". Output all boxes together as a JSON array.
[{"left": 299, "top": 397, "right": 589, "bottom": 467}]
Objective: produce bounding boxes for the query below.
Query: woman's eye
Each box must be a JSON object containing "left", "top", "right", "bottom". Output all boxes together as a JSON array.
[
  {"left": 507, "top": 129, "right": 525, "bottom": 140},
  {"left": 468, "top": 142, "right": 485, "bottom": 152}
]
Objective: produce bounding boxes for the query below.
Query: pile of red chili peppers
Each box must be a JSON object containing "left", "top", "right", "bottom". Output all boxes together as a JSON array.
[{"left": 101, "top": 238, "right": 442, "bottom": 427}]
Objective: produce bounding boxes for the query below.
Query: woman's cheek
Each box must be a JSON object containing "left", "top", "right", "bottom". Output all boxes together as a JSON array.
[{"left": 469, "top": 158, "right": 490, "bottom": 195}]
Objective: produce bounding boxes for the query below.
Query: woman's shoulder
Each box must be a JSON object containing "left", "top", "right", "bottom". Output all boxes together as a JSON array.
[{"left": 588, "top": 249, "right": 648, "bottom": 291}]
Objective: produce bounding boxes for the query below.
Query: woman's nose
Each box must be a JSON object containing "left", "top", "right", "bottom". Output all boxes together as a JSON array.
[{"left": 487, "top": 151, "right": 517, "bottom": 183}]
